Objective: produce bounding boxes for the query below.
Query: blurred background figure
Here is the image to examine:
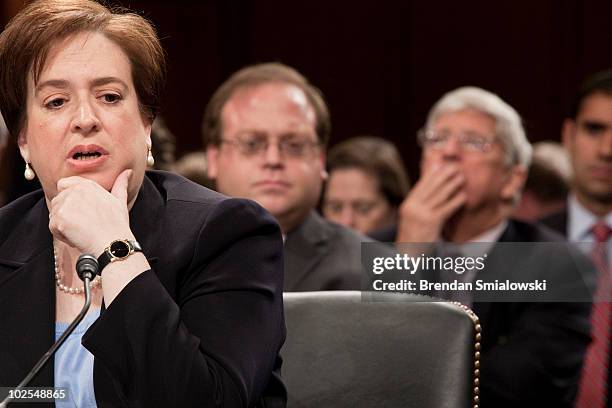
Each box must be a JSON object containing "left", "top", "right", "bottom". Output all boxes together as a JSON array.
[
  {"left": 174, "top": 151, "right": 214, "bottom": 189},
  {"left": 204, "top": 62, "right": 382, "bottom": 291},
  {"left": 513, "top": 141, "right": 572, "bottom": 221},
  {"left": 322, "top": 136, "right": 410, "bottom": 235},
  {"left": 149, "top": 116, "right": 177, "bottom": 171},
  {"left": 542, "top": 69, "right": 612, "bottom": 407},
  {"left": 387, "top": 86, "right": 591, "bottom": 407}
]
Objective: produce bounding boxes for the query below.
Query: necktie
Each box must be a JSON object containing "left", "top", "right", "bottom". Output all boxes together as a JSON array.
[{"left": 576, "top": 222, "right": 611, "bottom": 408}]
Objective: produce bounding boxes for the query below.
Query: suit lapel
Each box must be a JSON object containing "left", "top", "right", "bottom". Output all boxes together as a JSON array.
[
  {"left": 283, "top": 212, "right": 331, "bottom": 291},
  {"left": 128, "top": 174, "right": 163, "bottom": 264},
  {"left": 0, "top": 194, "right": 55, "bottom": 387},
  {"left": 92, "top": 173, "right": 164, "bottom": 405}
]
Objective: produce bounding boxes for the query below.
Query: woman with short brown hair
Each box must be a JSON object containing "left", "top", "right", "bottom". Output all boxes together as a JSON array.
[{"left": 0, "top": 1, "right": 285, "bottom": 406}]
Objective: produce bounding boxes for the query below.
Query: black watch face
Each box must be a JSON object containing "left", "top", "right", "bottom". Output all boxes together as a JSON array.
[{"left": 109, "top": 241, "right": 130, "bottom": 258}]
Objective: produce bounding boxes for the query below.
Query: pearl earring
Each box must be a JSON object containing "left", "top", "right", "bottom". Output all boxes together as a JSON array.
[
  {"left": 147, "top": 147, "right": 155, "bottom": 167},
  {"left": 24, "top": 162, "right": 35, "bottom": 181}
]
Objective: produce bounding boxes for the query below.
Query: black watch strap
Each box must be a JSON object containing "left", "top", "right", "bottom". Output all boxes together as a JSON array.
[{"left": 97, "top": 239, "right": 143, "bottom": 274}]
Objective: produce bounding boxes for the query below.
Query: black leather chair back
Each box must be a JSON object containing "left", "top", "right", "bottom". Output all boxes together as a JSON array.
[{"left": 281, "top": 291, "right": 479, "bottom": 408}]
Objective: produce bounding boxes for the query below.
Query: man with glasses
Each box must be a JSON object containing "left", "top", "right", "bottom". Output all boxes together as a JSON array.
[
  {"left": 202, "top": 62, "right": 366, "bottom": 291},
  {"left": 542, "top": 70, "right": 612, "bottom": 407},
  {"left": 382, "top": 87, "right": 592, "bottom": 407}
]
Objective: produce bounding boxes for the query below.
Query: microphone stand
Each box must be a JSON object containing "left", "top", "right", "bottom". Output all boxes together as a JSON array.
[{"left": 0, "top": 254, "right": 99, "bottom": 408}]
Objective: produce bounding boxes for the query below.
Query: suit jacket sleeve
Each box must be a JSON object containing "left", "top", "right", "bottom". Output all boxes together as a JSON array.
[{"left": 82, "top": 197, "right": 286, "bottom": 407}]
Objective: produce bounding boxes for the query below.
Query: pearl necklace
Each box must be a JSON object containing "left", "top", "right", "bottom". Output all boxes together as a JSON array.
[{"left": 53, "top": 246, "right": 102, "bottom": 294}]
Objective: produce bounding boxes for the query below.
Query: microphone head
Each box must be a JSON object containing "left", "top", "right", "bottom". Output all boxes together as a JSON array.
[{"left": 76, "top": 254, "right": 99, "bottom": 281}]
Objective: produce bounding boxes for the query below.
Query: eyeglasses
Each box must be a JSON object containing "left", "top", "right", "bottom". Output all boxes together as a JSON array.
[
  {"left": 417, "top": 129, "right": 497, "bottom": 152},
  {"left": 220, "top": 135, "right": 320, "bottom": 158}
]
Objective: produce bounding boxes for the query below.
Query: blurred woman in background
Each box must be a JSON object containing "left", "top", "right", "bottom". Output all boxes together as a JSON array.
[{"left": 322, "top": 136, "right": 410, "bottom": 235}]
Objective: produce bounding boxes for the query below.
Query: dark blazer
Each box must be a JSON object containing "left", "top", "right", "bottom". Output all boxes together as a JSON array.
[
  {"left": 283, "top": 211, "right": 364, "bottom": 291},
  {"left": 0, "top": 171, "right": 286, "bottom": 408},
  {"left": 473, "top": 219, "right": 592, "bottom": 408}
]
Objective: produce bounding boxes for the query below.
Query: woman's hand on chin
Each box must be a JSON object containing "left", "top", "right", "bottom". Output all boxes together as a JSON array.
[{"left": 49, "top": 169, "right": 134, "bottom": 255}]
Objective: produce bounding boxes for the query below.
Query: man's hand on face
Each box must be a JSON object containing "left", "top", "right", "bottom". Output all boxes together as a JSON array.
[{"left": 396, "top": 164, "right": 466, "bottom": 243}]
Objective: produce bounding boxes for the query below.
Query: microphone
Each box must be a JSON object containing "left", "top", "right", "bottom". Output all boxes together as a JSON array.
[
  {"left": 0, "top": 254, "right": 99, "bottom": 407},
  {"left": 77, "top": 254, "right": 99, "bottom": 281}
]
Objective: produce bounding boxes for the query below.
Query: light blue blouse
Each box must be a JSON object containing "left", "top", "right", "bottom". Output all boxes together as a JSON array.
[{"left": 54, "top": 309, "right": 100, "bottom": 408}]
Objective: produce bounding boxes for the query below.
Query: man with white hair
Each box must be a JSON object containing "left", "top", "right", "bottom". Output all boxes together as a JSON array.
[
  {"left": 377, "top": 87, "right": 592, "bottom": 407},
  {"left": 395, "top": 86, "right": 532, "bottom": 243}
]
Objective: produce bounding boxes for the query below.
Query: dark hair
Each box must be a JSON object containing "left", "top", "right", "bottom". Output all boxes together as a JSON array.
[
  {"left": 202, "top": 62, "right": 331, "bottom": 147},
  {"left": 524, "top": 161, "right": 569, "bottom": 202},
  {"left": 327, "top": 136, "right": 410, "bottom": 208},
  {"left": 570, "top": 69, "right": 612, "bottom": 119},
  {"left": 523, "top": 142, "right": 571, "bottom": 202},
  {"left": 0, "top": 0, "right": 166, "bottom": 139}
]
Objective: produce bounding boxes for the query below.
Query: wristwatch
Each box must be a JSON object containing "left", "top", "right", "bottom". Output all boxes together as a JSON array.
[{"left": 97, "top": 239, "right": 143, "bottom": 273}]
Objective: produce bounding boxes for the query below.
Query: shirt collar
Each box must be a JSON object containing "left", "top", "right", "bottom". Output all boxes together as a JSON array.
[
  {"left": 567, "top": 194, "right": 612, "bottom": 242},
  {"left": 440, "top": 219, "right": 508, "bottom": 258},
  {"left": 467, "top": 219, "right": 508, "bottom": 244}
]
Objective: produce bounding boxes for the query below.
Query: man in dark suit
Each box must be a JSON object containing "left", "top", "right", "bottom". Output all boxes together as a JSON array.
[
  {"left": 392, "top": 86, "right": 592, "bottom": 407},
  {"left": 542, "top": 70, "right": 612, "bottom": 239},
  {"left": 541, "top": 70, "right": 612, "bottom": 407},
  {"left": 203, "top": 63, "right": 368, "bottom": 291}
]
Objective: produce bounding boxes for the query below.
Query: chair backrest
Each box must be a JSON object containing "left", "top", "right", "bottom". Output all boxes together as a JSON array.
[{"left": 281, "top": 291, "right": 479, "bottom": 408}]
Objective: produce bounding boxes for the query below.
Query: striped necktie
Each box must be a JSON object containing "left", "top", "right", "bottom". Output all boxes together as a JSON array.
[{"left": 576, "top": 222, "right": 611, "bottom": 407}]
